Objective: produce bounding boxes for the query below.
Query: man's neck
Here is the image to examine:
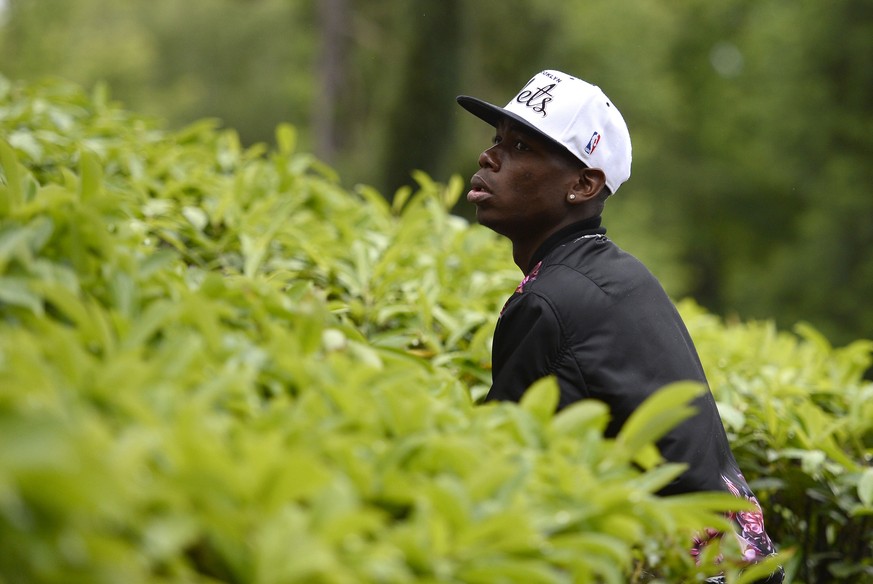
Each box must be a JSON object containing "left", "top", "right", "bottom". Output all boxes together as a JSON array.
[{"left": 512, "top": 247, "right": 536, "bottom": 274}]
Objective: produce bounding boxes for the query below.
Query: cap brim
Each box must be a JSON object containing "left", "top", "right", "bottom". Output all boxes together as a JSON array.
[
  {"left": 456, "top": 96, "right": 507, "bottom": 127},
  {"left": 456, "top": 95, "right": 581, "bottom": 164}
]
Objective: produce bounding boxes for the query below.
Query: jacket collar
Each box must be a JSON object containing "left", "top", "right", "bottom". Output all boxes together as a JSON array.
[{"left": 527, "top": 216, "right": 606, "bottom": 273}]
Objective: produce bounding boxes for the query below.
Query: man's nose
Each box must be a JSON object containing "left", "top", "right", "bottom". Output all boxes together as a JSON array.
[{"left": 478, "top": 146, "right": 499, "bottom": 170}]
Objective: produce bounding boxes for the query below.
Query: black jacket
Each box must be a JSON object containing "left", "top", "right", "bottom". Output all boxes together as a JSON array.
[
  {"left": 486, "top": 216, "right": 741, "bottom": 495},
  {"left": 483, "top": 217, "right": 783, "bottom": 579}
]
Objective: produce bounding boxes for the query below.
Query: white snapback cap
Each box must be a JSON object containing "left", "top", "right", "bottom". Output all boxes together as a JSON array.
[{"left": 457, "top": 70, "right": 632, "bottom": 194}]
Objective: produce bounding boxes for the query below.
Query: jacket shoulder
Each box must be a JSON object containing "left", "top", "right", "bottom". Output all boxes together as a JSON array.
[{"left": 529, "top": 238, "right": 663, "bottom": 307}]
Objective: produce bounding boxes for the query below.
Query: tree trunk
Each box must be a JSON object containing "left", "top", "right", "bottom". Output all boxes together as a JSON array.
[{"left": 313, "top": 0, "right": 348, "bottom": 163}]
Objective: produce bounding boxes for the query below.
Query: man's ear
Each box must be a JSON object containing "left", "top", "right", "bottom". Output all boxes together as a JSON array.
[{"left": 568, "top": 167, "right": 607, "bottom": 203}]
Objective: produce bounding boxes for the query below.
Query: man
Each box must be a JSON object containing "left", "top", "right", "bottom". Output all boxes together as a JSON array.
[{"left": 456, "top": 69, "right": 783, "bottom": 582}]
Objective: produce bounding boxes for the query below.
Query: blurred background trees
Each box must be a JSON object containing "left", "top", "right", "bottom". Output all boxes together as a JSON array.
[{"left": 1, "top": 0, "right": 871, "bottom": 347}]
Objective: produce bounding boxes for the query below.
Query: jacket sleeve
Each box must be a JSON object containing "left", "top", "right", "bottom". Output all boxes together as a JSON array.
[{"left": 485, "top": 290, "right": 578, "bottom": 404}]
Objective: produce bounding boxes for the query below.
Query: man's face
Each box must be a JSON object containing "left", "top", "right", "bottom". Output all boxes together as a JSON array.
[{"left": 468, "top": 117, "right": 582, "bottom": 242}]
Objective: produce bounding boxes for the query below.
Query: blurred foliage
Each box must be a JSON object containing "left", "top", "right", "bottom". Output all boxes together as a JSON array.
[
  {"left": 1, "top": 0, "right": 871, "bottom": 345},
  {"left": 1, "top": 73, "right": 871, "bottom": 584},
  {"left": 682, "top": 302, "right": 873, "bottom": 583}
]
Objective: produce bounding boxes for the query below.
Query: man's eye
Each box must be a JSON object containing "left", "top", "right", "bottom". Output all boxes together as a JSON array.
[
  {"left": 491, "top": 135, "right": 502, "bottom": 145},
  {"left": 514, "top": 141, "right": 530, "bottom": 151}
]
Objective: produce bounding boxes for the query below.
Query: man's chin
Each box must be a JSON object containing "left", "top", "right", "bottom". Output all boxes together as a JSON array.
[{"left": 474, "top": 210, "right": 506, "bottom": 236}]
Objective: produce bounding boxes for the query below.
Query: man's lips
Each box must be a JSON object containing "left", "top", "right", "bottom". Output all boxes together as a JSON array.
[{"left": 467, "top": 174, "right": 492, "bottom": 204}]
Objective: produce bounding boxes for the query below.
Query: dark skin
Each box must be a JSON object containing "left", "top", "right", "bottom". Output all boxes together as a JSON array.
[{"left": 467, "top": 117, "right": 608, "bottom": 272}]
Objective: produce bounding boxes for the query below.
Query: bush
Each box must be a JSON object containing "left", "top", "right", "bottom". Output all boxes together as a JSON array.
[
  {"left": 1, "top": 76, "right": 869, "bottom": 583},
  {"left": 682, "top": 303, "right": 873, "bottom": 582}
]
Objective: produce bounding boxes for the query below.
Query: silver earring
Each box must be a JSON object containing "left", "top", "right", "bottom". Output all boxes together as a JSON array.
[{"left": 568, "top": 194, "right": 577, "bottom": 200}]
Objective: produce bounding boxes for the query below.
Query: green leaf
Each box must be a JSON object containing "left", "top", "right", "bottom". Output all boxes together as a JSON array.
[
  {"left": 0, "top": 276, "right": 43, "bottom": 315},
  {"left": 275, "top": 123, "right": 297, "bottom": 155},
  {"left": 629, "top": 462, "right": 687, "bottom": 493},
  {"left": 0, "top": 139, "right": 23, "bottom": 213},
  {"left": 550, "top": 399, "right": 610, "bottom": 438},
  {"left": 391, "top": 185, "right": 412, "bottom": 214},
  {"left": 614, "top": 382, "right": 705, "bottom": 460},
  {"left": 858, "top": 467, "right": 873, "bottom": 508},
  {"left": 78, "top": 148, "right": 103, "bottom": 201},
  {"left": 0, "top": 223, "right": 39, "bottom": 272},
  {"left": 550, "top": 533, "right": 630, "bottom": 584},
  {"left": 668, "top": 491, "right": 754, "bottom": 514},
  {"left": 119, "top": 299, "right": 179, "bottom": 351},
  {"left": 442, "top": 173, "right": 465, "bottom": 210},
  {"left": 520, "top": 376, "right": 559, "bottom": 424},
  {"left": 735, "top": 552, "right": 792, "bottom": 584},
  {"left": 457, "top": 558, "right": 561, "bottom": 584}
]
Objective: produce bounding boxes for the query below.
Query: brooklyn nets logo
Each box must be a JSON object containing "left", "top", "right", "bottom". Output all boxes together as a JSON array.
[{"left": 515, "top": 81, "right": 556, "bottom": 117}]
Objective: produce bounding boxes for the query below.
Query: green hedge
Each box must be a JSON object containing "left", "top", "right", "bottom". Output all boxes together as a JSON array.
[
  {"left": 683, "top": 304, "right": 873, "bottom": 582},
  {"left": 0, "top": 77, "right": 869, "bottom": 583}
]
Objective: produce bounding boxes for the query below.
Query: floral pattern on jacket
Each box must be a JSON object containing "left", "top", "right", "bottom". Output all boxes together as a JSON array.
[
  {"left": 721, "top": 472, "right": 778, "bottom": 561},
  {"left": 691, "top": 470, "right": 779, "bottom": 569},
  {"left": 501, "top": 260, "right": 542, "bottom": 316}
]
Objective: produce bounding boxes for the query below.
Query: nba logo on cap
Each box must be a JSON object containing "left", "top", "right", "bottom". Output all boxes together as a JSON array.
[{"left": 585, "top": 131, "right": 601, "bottom": 155}]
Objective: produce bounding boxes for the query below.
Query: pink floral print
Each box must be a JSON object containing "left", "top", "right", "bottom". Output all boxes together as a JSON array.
[
  {"left": 691, "top": 472, "right": 779, "bottom": 567},
  {"left": 501, "top": 260, "right": 543, "bottom": 316}
]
